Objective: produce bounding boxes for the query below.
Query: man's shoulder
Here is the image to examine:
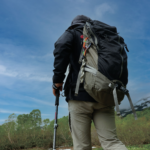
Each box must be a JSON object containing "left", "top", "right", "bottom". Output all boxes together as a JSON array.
[
  {"left": 54, "top": 25, "right": 83, "bottom": 46},
  {"left": 55, "top": 30, "right": 74, "bottom": 45},
  {"left": 66, "top": 25, "right": 83, "bottom": 33}
]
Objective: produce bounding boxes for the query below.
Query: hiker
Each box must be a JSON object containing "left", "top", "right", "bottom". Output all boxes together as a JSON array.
[{"left": 52, "top": 15, "right": 129, "bottom": 150}]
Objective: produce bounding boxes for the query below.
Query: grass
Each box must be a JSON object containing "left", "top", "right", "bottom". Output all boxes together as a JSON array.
[
  {"left": 94, "top": 144, "right": 150, "bottom": 150},
  {"left": 26, "top": 144, "right": 150, "bottom": 150},
  {"left": 3, "top": 108, "right": 150, "bottom": 150}
]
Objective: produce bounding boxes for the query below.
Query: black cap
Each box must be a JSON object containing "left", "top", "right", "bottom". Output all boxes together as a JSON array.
[{"left": 68, "top": 15, "right": 92, "bottom": 29}]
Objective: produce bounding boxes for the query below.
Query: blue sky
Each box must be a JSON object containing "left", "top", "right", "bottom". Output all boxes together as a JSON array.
[{"left": 0, "top": 0, "right": 150, "bottom": 125}]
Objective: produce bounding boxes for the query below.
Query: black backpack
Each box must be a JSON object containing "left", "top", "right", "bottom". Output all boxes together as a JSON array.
[
  {"left": 74, "top": 20, "right": 138, "bottom": 120},
  {"left": 84, "top": 20, "right": 128, "bottom": 85}
]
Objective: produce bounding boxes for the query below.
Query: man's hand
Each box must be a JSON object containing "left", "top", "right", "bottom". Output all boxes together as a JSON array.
[{"left": 53, "top": 83, "right": 63, "bottom": 96}]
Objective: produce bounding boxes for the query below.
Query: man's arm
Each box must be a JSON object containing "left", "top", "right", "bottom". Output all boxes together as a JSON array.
[{"left": 52, "top": 30, "right": 74, "bottom": 96}]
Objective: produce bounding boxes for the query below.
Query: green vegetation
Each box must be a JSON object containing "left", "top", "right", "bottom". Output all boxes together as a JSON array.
[
  {"left": 21, "top": 144, "right": 150, "bottom": 150},
  {"left": 0, "top": 107, "right": 150, "bottom": 150},
  {"left": 94, "top": 144, "right": 150, "bottom": 150}
]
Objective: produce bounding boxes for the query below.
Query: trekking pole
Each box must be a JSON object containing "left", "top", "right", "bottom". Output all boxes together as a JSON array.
[{"left": 53, "top": 88, "right": 60, "bottom": 150}]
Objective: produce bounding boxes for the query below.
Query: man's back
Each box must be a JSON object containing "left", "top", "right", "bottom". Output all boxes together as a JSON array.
[
  {"left": 52, "top": 15, "right": 128, "bottom": 150},
  {"left": 53, "top": 21, "right": 97, "bottom": 102}
]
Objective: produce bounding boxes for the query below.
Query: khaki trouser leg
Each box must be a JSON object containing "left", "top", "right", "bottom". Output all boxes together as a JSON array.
[
  {"left": 93, "top": 107, "right": 128, "bottom": 150},
  {"left": 68, "top": 101, "right": 92, "bottom": 150},
  {"left": 68, "top": 100, "right": 128, "bottom": 150}
]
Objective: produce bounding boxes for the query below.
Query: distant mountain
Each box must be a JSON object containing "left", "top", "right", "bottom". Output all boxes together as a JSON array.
[{"left": 120, "top": 96, "right": 150, "bottom": 118}]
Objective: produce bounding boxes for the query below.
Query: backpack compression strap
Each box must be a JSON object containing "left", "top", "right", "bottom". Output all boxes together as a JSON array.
[
  {"left": 110, "top": 82, "right": 138, "bottom": 120},
  {"left": 75, "top": 69, "right": 82, "bottom": 96},
  {"left": 126, "top": 92, "right": 138, "bottom": 120},
  {"left": 75, "top": 59, "right": 86, "bottom": 96},
  {"left": 112, "top": 86, "right": 122, "bottom": 118}
]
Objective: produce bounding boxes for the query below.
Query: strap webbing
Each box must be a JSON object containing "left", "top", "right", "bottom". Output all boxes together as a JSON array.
[
  {"left": 84, "top": 65, "right": 97, "bottom": 75},
  {"left": 126, "top": 93, "right": 138, "bottom": 120},
  {"left": 75, "top": 65, "right": 97, "bottom": 96},
  {"left": 86, "top": 65, "right": 96, "bottom": 70},
  {"left": 75, "top": 69, "right": 82, "bottom": 96},
  {"left": 78, "top": 47, "right": 84, "bottom": 64},
  {"left": 113, "top": 87, "right": 122, "bottom": 118}
]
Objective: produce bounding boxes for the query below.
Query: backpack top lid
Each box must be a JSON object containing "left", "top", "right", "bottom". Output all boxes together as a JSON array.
[
  {"left": 87, "top": 20, "right": 118, "bottom": 34},
  {"left": 68, "top": 15, "right": 92, "bottom": 29}
]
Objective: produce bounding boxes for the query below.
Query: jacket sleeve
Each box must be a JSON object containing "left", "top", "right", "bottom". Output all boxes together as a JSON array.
[{"left": 53, "top": 30, "right": 74, "bottom": 83}]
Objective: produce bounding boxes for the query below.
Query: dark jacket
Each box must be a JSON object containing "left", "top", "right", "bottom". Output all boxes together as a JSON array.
[{"left": 53, "top": 25, "right": 97, "bottom": 103}]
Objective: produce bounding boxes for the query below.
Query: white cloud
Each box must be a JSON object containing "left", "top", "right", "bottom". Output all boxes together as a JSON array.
[
  {"left": 28, "top": 97, "right": 54, "bottom": 106},
  {"left": 29, "top": 52, "right": 53, "bottom": 60},
  {"left": 0, "top": 100, "right": 39, "bottom": 108},
  {"left": 0, "top": 100, "right": 9, "bottom": 105},
  {"left": 26, "top": 96, "right": 68, "bottom": 108},
  {"left": 95, "top": 3, "right": 115, "bottom": 18},
  {"left": 0, "top": 65, "right": 18, "bottom": 77},
  {"left": 0, "top": 109, "right": 28, "bottom": 114},
  {"left": 0, "top": 119, "right": 7, "bottom": 122},
  {"left": 0, "top": 64, "right": 52, "bottom": 82},
  {"left": 0, "top": 41, "right": 52, "bottom": 82},
  {"left": 0, "top": 65, "right": 6, "bottom": 72}
]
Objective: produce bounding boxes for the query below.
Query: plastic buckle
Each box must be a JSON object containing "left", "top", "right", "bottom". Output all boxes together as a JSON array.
[{"left": 120, "top": 86, "right": 129, "bottom": 94}]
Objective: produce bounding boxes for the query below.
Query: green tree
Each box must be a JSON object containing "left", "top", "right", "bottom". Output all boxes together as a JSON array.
[
  {"left": 43, "top": 119, "right": 50, "bottom": 130},
  {"left": 29, "top": 109, "right": 42, "bottom": 128},
  {"left": 17, "top": 114, "right": 32, "bottom": 130},
  {"left": 4, "top": 113, "right": 17, "bottom": 144}
]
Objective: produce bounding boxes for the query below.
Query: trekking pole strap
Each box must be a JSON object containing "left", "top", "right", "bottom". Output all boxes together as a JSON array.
[{"left": 126, "top": 93, "right": 138, "bottom": 120}]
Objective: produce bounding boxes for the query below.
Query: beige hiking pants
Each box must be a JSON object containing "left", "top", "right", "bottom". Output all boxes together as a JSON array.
[{"left": 68, "top": 100, "right": 128, "bottom": 150}]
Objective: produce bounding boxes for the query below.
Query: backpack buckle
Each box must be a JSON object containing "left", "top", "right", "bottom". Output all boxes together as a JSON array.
[
  {"left": 120, "top": 86, "right": 129, "bottom": 94},
  {"left": 115, "top": 83, "right": 129, "bottom": 94},
  {"left": 109, "top": 81, "right": 129, "bottom": 94}
]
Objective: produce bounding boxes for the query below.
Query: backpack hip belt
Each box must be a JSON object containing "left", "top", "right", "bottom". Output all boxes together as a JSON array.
[{"left": 75, "top": 63, "right": 137, "bottom": 120}]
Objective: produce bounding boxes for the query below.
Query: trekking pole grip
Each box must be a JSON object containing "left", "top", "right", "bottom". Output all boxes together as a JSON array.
[{"left": 55, "top": 89, "right": 59, "bottom": 106}]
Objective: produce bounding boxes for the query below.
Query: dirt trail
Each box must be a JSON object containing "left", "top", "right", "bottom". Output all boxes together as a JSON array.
[
  {"left": 56, "top": 146, "right": 99, "bottom": 150},
  {"left": 56, "top": 147, "right": 73, "bottom": 150}
]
